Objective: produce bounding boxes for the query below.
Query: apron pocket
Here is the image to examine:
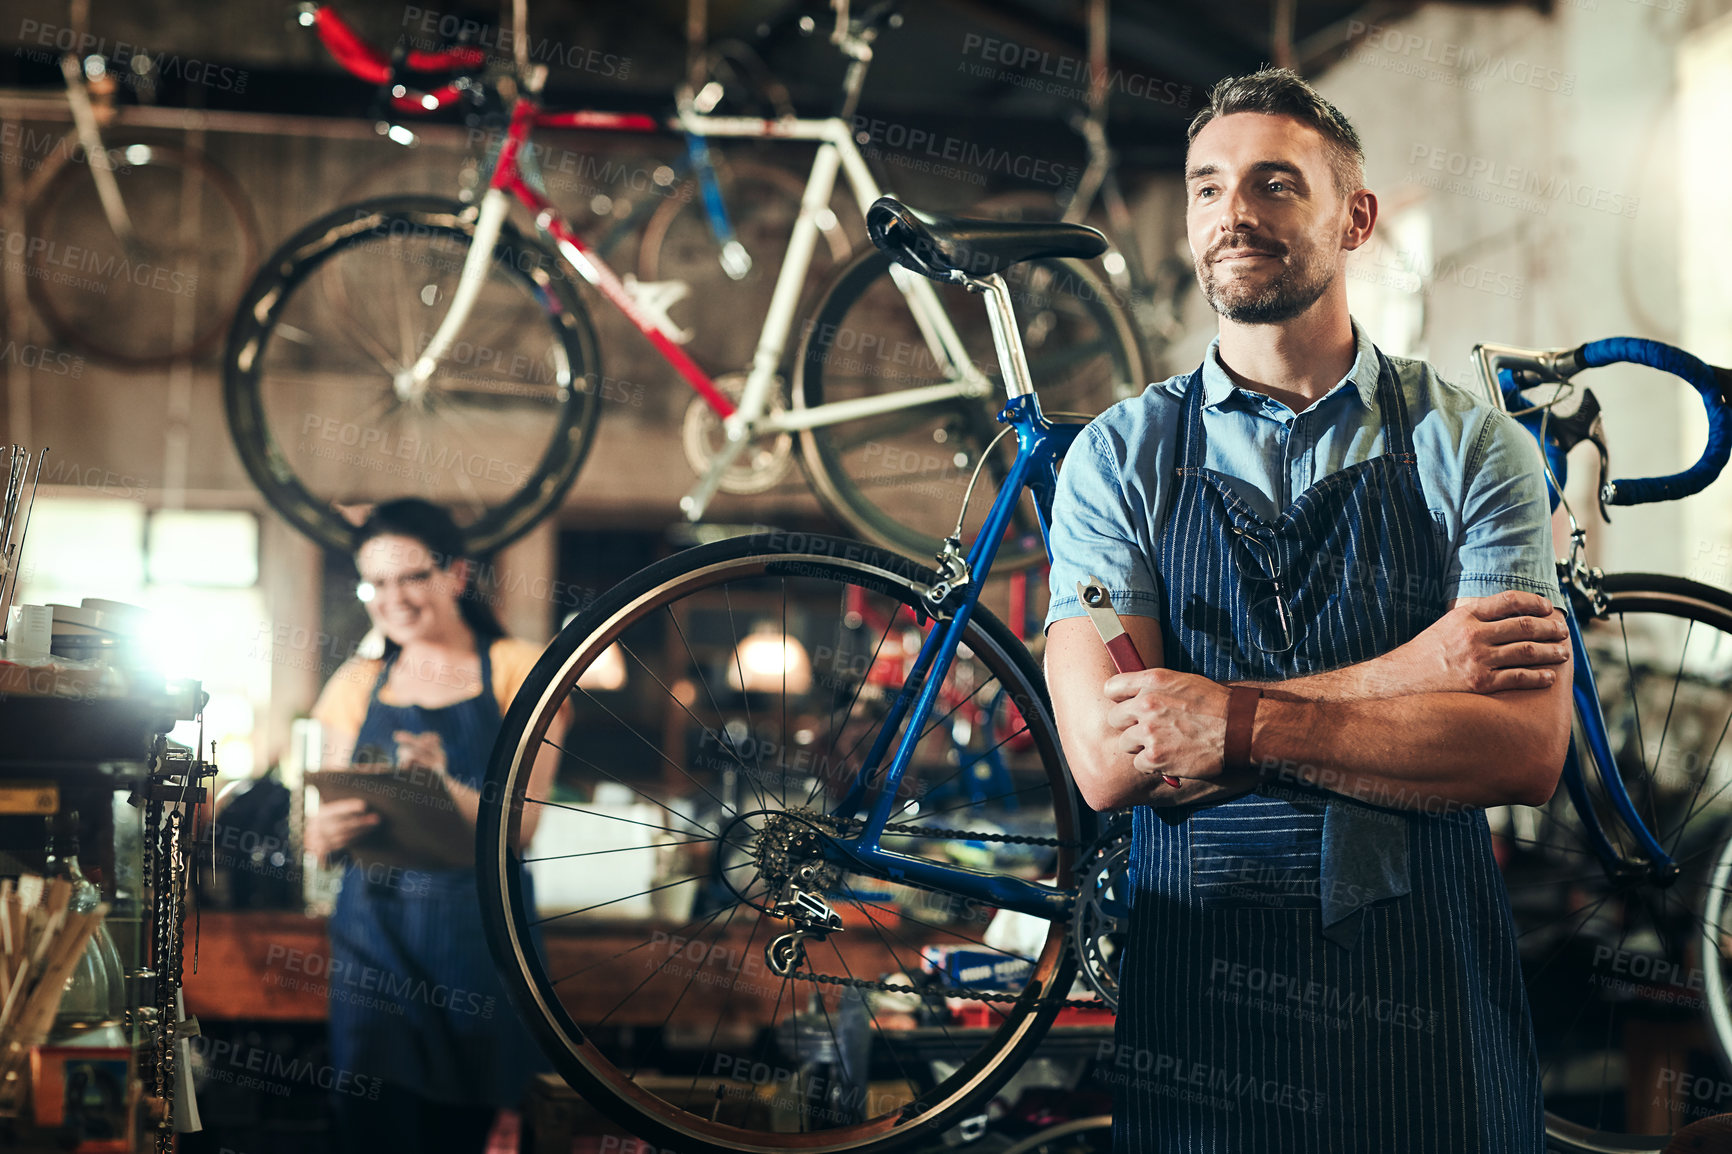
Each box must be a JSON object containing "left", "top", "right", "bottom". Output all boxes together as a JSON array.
[{"left": 1189, "top": 795, "right": 1326, "bottom": 910}]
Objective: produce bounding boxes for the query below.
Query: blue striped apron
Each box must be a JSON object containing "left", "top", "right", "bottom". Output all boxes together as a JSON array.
[
  {"left": 1110, "top": 356, "right": 1545, "bottom": 1151},
  {"left": 328, "top": 643, "right": 546, "bottom": 1107}
]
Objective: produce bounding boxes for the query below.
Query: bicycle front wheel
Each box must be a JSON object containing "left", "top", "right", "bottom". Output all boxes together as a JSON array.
[
  {"left": 27, "top": 139, "right": 260, "bottom": 366},
  {"left": 478, "top": 531, "right": 1093, "bottom": 1153},
  {"left": 794, "top": 249, "right": 1144, "bottom": 571},
  {"left": 1495, "top": 574, "right": 1732, "bottom": 1151},
  {"left": 222, "top": 196, "right": 601, "bottom": 555}
]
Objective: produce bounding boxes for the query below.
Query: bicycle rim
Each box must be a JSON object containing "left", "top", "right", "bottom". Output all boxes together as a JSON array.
[
  {"left": 26, "top": 140, "right": 260, "bottom": 366},
  {"left": 794, "top": 249, "right": 1143, "bottom": 571},
  {"left": 479, "top": 532, "right": 1091, "bottom": 1153},
  {"left": 1497, "top": 574, "right": 1732, "bottom": 1151},
  {"left": 222, "top": 196, "right": 601, "bottom": 555}
]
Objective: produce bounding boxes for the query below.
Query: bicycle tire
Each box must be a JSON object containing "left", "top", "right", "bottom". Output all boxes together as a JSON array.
[
  {"left": 25, "top": 139, "right": 260, "bottom": 367},
  {"left": 997, "top": 1115, "right": 1114, "bottom": 1154},
  {"left": 478, "top": 530, "right": 1094, "bottom": 1153},
  {"left": 223, "top": 195, "right": 601, "bottom": 556},
  {"left": 1497, "top": 573, "right": 1732, "bottom": 1152},
  {"left": 793, "top": 249, "right": 1144, "bottom": 571},
  {"left": 1697, "top": 817, "right": 1732, "bottom": 1130}
]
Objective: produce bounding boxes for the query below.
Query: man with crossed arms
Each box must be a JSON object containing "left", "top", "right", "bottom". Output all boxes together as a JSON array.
[{"left": 1045, "top": 69, "right": 1568, "bottom": 1152}]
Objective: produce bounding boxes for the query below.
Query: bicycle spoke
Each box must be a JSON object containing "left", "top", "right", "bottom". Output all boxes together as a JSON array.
[
  {"left": 562, "top": 691, "right": 736, "bottom": 822},
  {"left": 657, "top": 605, "right": 774, "bottom": 816},
  {"left": 590, "top": 901, "right": 732, "bottom": 1022},
  {"left": 523, "top": 790, "right": 723, "bottom": 841},
  {"left": 521, "top": 837, "right": 713, "bottom": 865},
  {"left": 1617, "top": 617, "right": 1660, "bottom": 837},
  {"left": 1665, "top": 696, "right": 1732, "bottom": 857},
  {"left": 806, "top": 597, "right": 902, "bottom": 814},
  {"left": 1650, "top": 618, "right": 1695, "bottom": 809},
  {"left": 615, "top": 634, "right": 765, "bottom": 808},
  {"left": 546, "top": 734, "right": 725, "bottom": 840}
]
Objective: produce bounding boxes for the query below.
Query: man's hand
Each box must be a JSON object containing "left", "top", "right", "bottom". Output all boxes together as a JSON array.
[
  {"left": 1392, "top": 591, "right": 1568, "bottom": 695},
  {"left": 1103, "top": 669, "right": 1263, "bottom": 803}
]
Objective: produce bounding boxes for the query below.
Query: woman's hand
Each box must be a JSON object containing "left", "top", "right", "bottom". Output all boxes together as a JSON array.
[
  {"left": 393, "top": 729, "right": 447, "bottom": 776},
  {"left": 305, "top": 797, "right": 380, "bottom": 858},
  {"left": 396, "top": 728, "right": 483, "bottom": 831}
]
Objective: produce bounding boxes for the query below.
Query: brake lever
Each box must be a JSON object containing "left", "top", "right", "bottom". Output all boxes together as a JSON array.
[
  {"left": 1587, "top": 413, "right": 1612, "bottom": 524},
  {"left": 1531, "top": 386, "right": 1613, "bottom": 523}
]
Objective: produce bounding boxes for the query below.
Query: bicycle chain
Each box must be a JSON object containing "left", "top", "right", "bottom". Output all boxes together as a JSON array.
[
  {"left": 779, "top": 818, "right": 1108, "bottom": 1008},
  {"left": 141, "top": 754, "right": 195, "bottom": 1154},
  {"left": 855, "top": 817, "right": 1086, "bottom": 849}
]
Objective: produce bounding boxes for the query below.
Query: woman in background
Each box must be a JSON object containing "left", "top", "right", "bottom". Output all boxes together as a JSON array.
[{"left": 305, "top": 499, "right": 563, "bottom": 1154}]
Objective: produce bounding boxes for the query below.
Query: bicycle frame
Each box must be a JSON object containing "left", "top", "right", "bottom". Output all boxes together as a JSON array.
[
  {"left": 404, "top": 92, "right": 994, "bottom": 522},
  {"left": 1473, "top": 342, "right": 1675, "bottom": 881},
  {"left": 802, "top": 272, "right": 1083, "bottom": 922}
]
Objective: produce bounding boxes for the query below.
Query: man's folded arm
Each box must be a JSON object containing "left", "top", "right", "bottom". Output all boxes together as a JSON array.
[{"left": 1048, "top": 601, "right": 1572, "bottom": 813}]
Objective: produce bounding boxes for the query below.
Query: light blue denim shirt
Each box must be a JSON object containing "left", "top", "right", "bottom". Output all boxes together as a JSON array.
[{"left": 1046, "top": 322, "right": 1565, "bottom": 631}]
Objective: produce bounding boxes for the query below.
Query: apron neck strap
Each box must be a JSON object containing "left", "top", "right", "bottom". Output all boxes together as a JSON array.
[{"left": 1178, "top": 344, "right": 1415, "bottom": 468}]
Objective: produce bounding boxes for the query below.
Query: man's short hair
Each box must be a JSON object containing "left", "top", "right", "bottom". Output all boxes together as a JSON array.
[{"left": 1186, "top": 67, "right": 1365, "bottom": 198}]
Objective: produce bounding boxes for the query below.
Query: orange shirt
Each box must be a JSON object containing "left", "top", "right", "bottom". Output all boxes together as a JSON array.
[{"left": 310, "top": 636, "right": 544, "bottom": 738}]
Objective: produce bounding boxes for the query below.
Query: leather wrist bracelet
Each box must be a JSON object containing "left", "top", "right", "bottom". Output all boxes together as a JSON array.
[{"left": 1223, "top": 686, "right": 1263, "bottom": 775}]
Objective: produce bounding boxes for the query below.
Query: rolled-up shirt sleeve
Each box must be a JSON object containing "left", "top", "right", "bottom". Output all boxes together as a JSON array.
[
  {"left": 1447, "top": 408, "right": 1566, "bottom": 610},
  {"left": 1045, "top": 420, "right": 1162, "bottom": 629}
]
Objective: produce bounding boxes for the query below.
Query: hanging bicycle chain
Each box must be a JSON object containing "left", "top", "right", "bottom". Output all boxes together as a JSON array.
[
  {"left": 134, "top": 725, "right": 215, "bottom": 1153},
  {"left": 760, "top": 814, "right": 1112, "bottom": 1010},
  {"left": 147, "top": 801, "right": 189, "bottom": 1154}
]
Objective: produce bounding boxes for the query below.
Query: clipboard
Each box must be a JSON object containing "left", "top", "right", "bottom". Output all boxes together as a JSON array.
[{"left": 306, "top": 767, "right": 473, "bottom": 871}]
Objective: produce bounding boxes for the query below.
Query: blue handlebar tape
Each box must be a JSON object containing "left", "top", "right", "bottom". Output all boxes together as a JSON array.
[{"left": 1578, "top": 337, "right": 1731, "bottom": 504}]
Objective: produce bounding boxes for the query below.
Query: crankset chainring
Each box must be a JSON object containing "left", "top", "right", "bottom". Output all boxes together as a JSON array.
[
  {"left": 681, "top": 371, "right": 793, "bottom": 494},
  {"left": 1070, "top": 817, "right": 1133, "bottom": 1010}
]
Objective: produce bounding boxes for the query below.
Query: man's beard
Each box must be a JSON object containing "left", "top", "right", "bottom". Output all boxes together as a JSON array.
[{"left": 1196, "top": 233, "right": 1334, "bottom": 324}]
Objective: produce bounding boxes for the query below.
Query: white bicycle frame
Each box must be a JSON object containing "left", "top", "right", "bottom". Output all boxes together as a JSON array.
[{"left": 405, "top": 101, "right": 995, "bottom": 523}]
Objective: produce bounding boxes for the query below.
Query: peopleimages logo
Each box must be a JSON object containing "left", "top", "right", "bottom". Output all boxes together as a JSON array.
[
  {"left": 1347, "top": 21, "right": 1575, "bottom": 94},
  {"left": 850, "top": 116, "right": 1079, "bottom": 189},
  {"left": 1406, "top": 145, "right": 1639, "bottom": 218}
]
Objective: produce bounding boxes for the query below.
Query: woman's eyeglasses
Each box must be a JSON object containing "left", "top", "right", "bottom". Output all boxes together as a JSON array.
[
  {"left": 1230, "top": 528, "right": 1296, "bottom": 654},
  {"left": 356, "top": 568, "right": 436, "bottom": 603}
]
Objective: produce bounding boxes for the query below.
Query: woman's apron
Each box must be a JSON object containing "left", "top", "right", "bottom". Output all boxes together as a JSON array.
[
  {"left": 1111, "top": 356, "right": 1545, "bottom": 1152},
  {"left": 327, "top": 643, "right": 544, "bottom": 1107}
]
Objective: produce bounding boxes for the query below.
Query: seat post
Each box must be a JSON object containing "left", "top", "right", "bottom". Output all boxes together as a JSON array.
[{"left": 979, "top": 274, "right": 1034, "bottom": 399}]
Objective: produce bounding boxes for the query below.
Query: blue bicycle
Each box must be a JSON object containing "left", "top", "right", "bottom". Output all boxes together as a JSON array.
[
  {"left": 1475, "top": 338, "right": 1732, "bottom": 1152},
  {"left": 477, "top": 199, "right": 1732, "bottom": 1153}
]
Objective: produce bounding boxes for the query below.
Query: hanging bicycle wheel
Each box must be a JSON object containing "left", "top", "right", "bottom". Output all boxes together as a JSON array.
[
  {"left": 1495, "top": 574, "right": 1732, "bottom": 1152},
  {"left": 478, "top": 531, "right": 1094, "bottom": 1153},
  {"left": 223, "top": 196, "right": 601, "bottom": 555},
  {"left": 637, "top": 155, "right": 859, "bottom": 372},
  {"left": 794, "top": 249, "right": 1143, "bottom": 571},
  {"left": 26, "top": 138, "right": 260, "bottom": 367}
]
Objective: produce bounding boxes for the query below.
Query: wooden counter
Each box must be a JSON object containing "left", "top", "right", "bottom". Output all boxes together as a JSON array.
[{"left": 182, "top": 911, "right": 930, "bottom": 1028}]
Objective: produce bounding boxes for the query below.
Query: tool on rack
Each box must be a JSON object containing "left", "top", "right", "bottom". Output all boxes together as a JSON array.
[{"left": 0, "top": 446, "right": 47, "bottom": 637}]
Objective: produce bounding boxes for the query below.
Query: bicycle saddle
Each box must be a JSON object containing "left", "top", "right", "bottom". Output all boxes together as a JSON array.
[{"left": 867, "top": 196, "right": 1108, "bottom": 282}]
